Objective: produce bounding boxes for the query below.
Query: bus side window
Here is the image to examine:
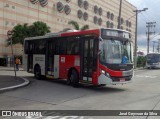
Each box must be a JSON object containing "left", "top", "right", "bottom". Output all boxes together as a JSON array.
[
  {"left": 59, "top": 38, "right": 67, "bottom": 54},
  {"left": 55, "top": 40, "right": 60, "bottom": 54},
  {"left": 24, "top": 41, "right": 29, "bottom": 54},
  {"left": 48, "top": 40, "right": 55, "bottom": 55},
  {"left": 34, "top": 39, "right": 46, "bottom": 54},
  {"left": 67, "top": 37, "right": 80, "bottom": 55},
  {"left": 28, "top": 41, "right": 34, "bottom": 54}
]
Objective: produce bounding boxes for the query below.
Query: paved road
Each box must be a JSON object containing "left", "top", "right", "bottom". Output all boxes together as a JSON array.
[{"left": 0, "top": 69, "right": 160, "bottom": 119}]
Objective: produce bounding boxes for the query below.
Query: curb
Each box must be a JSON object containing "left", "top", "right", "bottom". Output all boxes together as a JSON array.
[{"left": 0, "top": 77, "right": 30, "bottom": 92}]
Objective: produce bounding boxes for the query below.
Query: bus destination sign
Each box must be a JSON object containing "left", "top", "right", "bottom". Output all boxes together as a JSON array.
[{"left": 102, "top": 30, "right": 130, "bottom": 39}]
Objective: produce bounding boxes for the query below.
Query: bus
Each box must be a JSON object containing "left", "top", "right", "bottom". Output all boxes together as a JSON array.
[
  {"left": 23, "top": 28, "right": 134, "bottom": 87},
  {"left": 146, "top": 53, "right": 160, "bottom": 69}
]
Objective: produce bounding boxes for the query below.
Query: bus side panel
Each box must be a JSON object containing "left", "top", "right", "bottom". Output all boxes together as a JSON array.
[
  {"left": 33, "top": 55, "right": 45, "bottom": 75},
  {"left": 59, "top": 55, "right": 80, "bottom": 79},
  {"left": 23, "top": 54, "right": 28, "bottom": 72}
]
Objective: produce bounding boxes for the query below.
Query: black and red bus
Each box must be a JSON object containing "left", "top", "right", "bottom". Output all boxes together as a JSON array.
[{"left": 23, "top": 28, "right": 133, "bottom": 87}]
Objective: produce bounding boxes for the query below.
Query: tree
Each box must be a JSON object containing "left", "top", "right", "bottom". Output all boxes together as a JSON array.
[
  {"left": 29, "top": 21, "right": 50, "bottom": 37},
  {"left": 6, "top": 23, "right": 30, "bottom": 46},
  {"left": 6, "top": 21, "right": 51, "bottom": 46},
  {"left": 137, "top": 56, "right": 146, "bottom": 68},
  {"left": 66, "top": 20, "right": 89, "bottom": 31}
]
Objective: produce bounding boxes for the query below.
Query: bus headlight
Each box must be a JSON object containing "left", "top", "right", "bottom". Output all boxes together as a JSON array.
[
  {"left": 101, "top": 70, "right": 105, "bottom": 74},
  {"left": 101, "top": 70, "right": 110, "bottom": 78}
]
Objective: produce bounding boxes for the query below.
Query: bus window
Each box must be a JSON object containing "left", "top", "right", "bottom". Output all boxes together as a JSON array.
[
  {"left": 24, "top": 41, "right": 29, "bottom": 54},
  {"left": 28, "top": 41, "right": 34, "bottom": 54},
  {"left": 34, "top": 39, "right": 46, "bottom": 54},
  {"left": 59, "top": 38, "right": 67, "bottom": 54},
  {"left": 67, "top": 37, "right": 80, "bottom": 55},
  {"left": 48, "top": 40, "right": 55, "bottom": 55}
]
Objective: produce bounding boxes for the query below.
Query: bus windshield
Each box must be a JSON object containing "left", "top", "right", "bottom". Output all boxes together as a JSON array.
[
  {"left": 147, "top": 54, "right": 160, "bottom": 63},
  {"left": 100, "top": 39, "right": 132, "bottom": 64}
]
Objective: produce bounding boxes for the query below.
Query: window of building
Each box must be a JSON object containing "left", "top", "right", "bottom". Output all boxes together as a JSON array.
[
  {"left": 106, "top": 21, "right": 110, "bottom": 28},
  {"left": 107, "top": 11, "right": 110, "bottom": 19},
  {"left": 64, "top": 5, "right": 71, "bottom": 15},
  {"left": 83, "top": 12, "right": 88, "bottom": 21},
  {"left": 78, "top": 10, "right": 83, "bottom": 19},
  {"left": 93, "top": 16, "right": 98, "bottom": 24},
  {"left": 111, "top": 13, "right": 114, "bottom": 20},
  {"left": 98, "top": 18, "right": 102, "bottom": 26},
  {"left": 78, "top": 0, "right": 83, "bottom": 8},
  {"left": 110, "top": 22, "right": 114, "bottom": 28},
  {"left": 94, "top": 5, "right": 98, "bottom": 14},
  {"left": 121, "top": 18, "right": 124, "bottom": 24},
  {"left": 98, "top": 7, "right": 103, "bottom": 16},
  {"left": 84, "top": 1, "right": 89, "bottom": 10}
]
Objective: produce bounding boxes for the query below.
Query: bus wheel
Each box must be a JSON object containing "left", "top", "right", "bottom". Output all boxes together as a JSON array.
[
  {"left": 34, "top": 65, "right": 41, "bottom": 80},
  {"left": 69, "top": 70, "right": 79, "bottom": 87}
]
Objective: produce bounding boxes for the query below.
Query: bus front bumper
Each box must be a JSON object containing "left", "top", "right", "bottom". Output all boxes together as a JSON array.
[{"left": 98, "top": 74, "right": 133, "bottom": 85}]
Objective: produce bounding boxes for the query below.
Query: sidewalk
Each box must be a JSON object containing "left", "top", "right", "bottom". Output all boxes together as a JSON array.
[
  {"left": 0, "top": 66, "right": 30, "bottom": 92},
  {"left": 0, "top": 66, "right": 23, "bottom": 71}
]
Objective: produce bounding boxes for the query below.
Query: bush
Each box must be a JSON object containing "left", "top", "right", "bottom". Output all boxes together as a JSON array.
[
  {"left": 0, "top": 58, "right": 7, "bottom": 66},
  {"left": 137, "top": 56, "right": 146, "bottom": 67}
]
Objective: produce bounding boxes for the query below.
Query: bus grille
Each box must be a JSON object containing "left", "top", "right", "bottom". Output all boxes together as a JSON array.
[{"left": 110, "top": 76, "right": 132, "bottom": 82}]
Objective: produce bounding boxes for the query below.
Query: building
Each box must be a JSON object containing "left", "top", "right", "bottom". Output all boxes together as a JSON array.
[
  {"left": 0, "top": 0, "right": 136, "bottom": 65},
  {"left": 137, "top": 51, "right": 145, "bottom": 56}
]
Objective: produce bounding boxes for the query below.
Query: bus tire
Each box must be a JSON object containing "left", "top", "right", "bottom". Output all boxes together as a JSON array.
[
  {"left": 69, "top": 70, "right": 79, "bottom": 87},
  {"left": 34, "top": 65, "right": 42, "bottom": 80}
]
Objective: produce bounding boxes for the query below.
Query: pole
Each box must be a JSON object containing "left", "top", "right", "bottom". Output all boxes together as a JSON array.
[
  {"left": 153, "top": 42, "right": 154, "bottom": 53},
  {"left": 134, "top": 11, "right": 138, "bottom": 69},
  {"left": 7, "top": 30, "right": 16, "bottom": 79},
  {"left": 118, "top": 0, "right": 122, "bottom": 29},
  {"left": 146, "top": 22, "right": 156, "bottom": 53},
  {"left": 10, "top": 38, "right": 17, "bottom": 79},
  {"left": 133, "top": 8, "right": 148, "bottom": 69},
  {"left": 147, "top": 26, "right": 150, "bottom": 53}
]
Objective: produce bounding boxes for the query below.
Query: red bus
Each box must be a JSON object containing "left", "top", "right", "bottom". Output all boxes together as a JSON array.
[{"left": 23, "top": 28, "right": 133, "bottom": 87}]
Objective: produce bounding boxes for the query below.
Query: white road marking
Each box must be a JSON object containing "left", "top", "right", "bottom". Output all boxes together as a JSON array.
[{"left": 135, "top": 75, "right": 157, "bottom": 78}]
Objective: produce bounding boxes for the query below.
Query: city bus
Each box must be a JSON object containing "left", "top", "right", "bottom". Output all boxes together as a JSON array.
[
  {"left": 23, "top": 28, "right": 133, "bottom": 87},
  {"left": 146, "top": 53, "right": 160, "bottom": 69}
]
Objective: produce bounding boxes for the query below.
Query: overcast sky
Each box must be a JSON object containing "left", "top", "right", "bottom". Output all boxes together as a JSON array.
[{"left": 127, "top": 0, "right": 160, "bottom": 54}]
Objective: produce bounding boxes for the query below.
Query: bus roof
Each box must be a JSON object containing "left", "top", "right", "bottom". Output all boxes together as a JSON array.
[{"left": 24, "top": 28, "right": 130, "bottom": 41}]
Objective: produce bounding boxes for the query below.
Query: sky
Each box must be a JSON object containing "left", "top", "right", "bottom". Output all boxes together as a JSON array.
[{"left": 127, "top": 0, "right": 160, "bottom": 54}]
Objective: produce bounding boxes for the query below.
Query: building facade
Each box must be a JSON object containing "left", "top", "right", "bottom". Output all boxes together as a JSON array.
[{"left": 0, "top": 0, "right": 136, "bottom": 64}]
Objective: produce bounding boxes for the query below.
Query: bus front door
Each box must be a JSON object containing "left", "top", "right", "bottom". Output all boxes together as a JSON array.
[{"left": 82, "top": 37, "right": 98, "bottom": 82}]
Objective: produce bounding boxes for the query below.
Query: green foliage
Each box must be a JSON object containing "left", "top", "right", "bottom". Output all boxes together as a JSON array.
[
  {"left": 6, "top": 21, "right": 50, "bottom": 46},
  {"left": 67, "top": 20, "right": 89, "bottom": 31},
  {"left": 68, "top": 21, "right": 80, "bottom": 30},
  {"left": 29, "top": 21, "right": 50, "bottom": 37},
  {"left": 7, "top": 23, "right": 30, "bottom": 46},
  {"left": 137, "top": 56, "right": 146, "bottom": 67}
]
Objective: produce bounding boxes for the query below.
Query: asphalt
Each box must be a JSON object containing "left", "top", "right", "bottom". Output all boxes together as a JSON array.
[
  {"left": 0, "top": 66, "right": 143, "bottom": 93},
  {"left": 0, "top": 66, "right": 30, "bottom": 92}
]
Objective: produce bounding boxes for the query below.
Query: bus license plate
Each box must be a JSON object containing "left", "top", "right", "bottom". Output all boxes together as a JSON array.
[{"left": 120, "top": 78, "right": 125, "bottom": 82}]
